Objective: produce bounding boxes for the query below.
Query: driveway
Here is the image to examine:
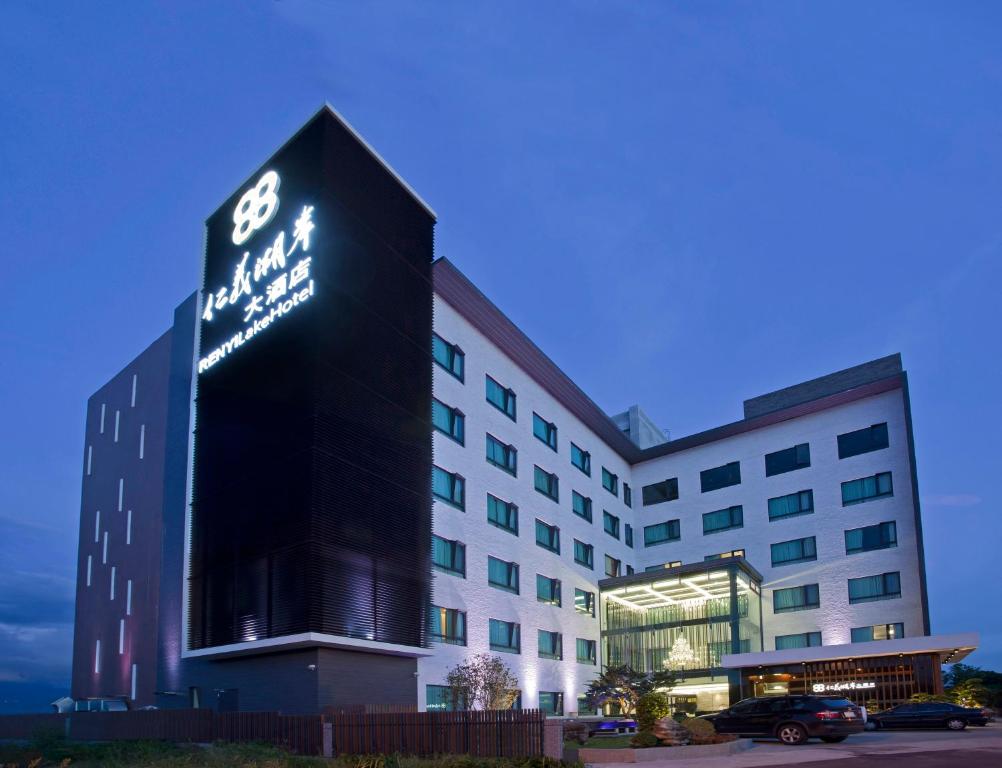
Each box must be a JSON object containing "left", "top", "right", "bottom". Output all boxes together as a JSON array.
[{"left": 582, "top": 724, "right": 1002, "bottom": 768}]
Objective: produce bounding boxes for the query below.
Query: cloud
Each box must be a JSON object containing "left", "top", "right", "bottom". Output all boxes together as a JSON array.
[{"left": 922, "top": 494, "right": 982, "bottom": 508}]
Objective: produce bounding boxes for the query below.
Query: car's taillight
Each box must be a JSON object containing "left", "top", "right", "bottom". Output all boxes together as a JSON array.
[{"left": 815, "top": 711, "right": 843, "bottom": 720}]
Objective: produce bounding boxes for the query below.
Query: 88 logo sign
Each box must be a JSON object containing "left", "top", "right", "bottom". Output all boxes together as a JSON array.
[{"left": 231, "top": 170, "right": 281, "bottom": 246}]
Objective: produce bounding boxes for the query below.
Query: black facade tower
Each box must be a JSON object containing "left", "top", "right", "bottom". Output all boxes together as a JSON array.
[{"left": 189, "top": 107, "right": 435, "bottom": 653}]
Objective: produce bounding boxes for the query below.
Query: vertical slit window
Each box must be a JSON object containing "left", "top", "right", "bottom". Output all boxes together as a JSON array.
[{"left": 139, "top": 424, "right": 146, "bottom": 459}]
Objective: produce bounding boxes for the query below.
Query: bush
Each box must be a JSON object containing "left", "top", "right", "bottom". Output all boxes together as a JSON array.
[
  {"left": 561, "top": 720, "right": 589, "bottom": 745},
  {"left": 635, "top": 692, "right": 671, "bottom": 732},
  {"left": 680, "top": 718, "right": 714, "bottom": 741},
  {"left": 629, "top": 732, "right": 659, "bottom": 749},
  {"left": 671, "top": 711, "right": 688, "bottom": 723}
]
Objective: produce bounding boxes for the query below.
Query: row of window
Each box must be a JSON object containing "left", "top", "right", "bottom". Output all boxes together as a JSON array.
[
  {"left": 640, "top": 423, "right": 891, "bottom": 504},
  {"left": 772, "top": 570, "right": 902, "bottom": 613},
  {"left": 426, "top": 685, "right": 566, "bottom": 716},
  {"left": 775, "top": 622, "right": 904, "bottom": 651},
  {"left": 643, "top": 512, "right": 898, "bottom": 561},
  {"left": 432, "top": 533, "right": 600, "bottom": 606},
  {"left": 433, "top": 334, "right": 633, "bottom": 504},
  {"left": 427, "top": 606, "right": 598, "bottom": 664}
]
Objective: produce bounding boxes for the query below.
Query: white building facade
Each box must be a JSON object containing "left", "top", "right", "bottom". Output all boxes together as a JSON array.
[{"left": 417, "top": 258, "right": 955, "bottom": 715}]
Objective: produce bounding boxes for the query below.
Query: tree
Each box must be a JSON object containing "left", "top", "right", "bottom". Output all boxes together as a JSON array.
[
  {"left": 950, "top": 678, "right": 989, "bottom": 708},
  {"left": 445, "top": 653, "right": 519, "bottom": 710},
  {"left": 582, "top": 665, "right": 678, "bottom": 716},
  {"left": 944, "top": 664, "right": 1002, "bottom": 708}
]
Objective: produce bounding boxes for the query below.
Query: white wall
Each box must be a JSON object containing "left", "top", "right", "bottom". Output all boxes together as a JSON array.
[
  {"left": 631, "top": 389, "right": 925, "bottom": 652},
  {"left": 419, "top": 296, "right": 637, "bottom": 712}
]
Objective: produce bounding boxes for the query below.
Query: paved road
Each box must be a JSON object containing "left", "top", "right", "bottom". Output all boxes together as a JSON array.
[{"left": 583, "top": 724, "right": 1002, "bottom": 768}]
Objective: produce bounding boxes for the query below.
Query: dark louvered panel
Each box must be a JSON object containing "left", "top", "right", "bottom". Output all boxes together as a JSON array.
[{"left": 189, "top": 108, "right": 433, "bottom": 652}]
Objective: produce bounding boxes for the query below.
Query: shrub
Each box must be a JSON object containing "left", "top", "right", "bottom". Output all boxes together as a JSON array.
[
  {"left": 681, "top": 718, "right": 714, "bottom": 741},
  {"left": 671, "top": 711, "right": 688, "bottom": 723},
  {"left": 629, "top": 731, "right": 659, "bottom": 749},
  {"left": 635, "top": 692, "right": 671, "bottom": 732},
  {"left": 562, "top": 720, "right": 590, "bottom": 745}
]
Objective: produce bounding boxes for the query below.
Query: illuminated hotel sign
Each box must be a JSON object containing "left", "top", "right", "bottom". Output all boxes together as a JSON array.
[
  {"left": 197, "top": 170, "right": 316, "bottom": 374},
  {"left": 812, "top": 681, "right": 876, "bottom": 693}
]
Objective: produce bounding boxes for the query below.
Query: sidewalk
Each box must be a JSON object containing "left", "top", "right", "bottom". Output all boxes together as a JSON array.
[{"left": 581, "top": 726, "right": 1002, "bottom": 768}]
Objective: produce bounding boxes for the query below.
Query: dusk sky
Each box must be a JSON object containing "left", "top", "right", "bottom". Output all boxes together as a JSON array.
[{"left": 1, "top": 2, "right": 1000, "bottom": 712}]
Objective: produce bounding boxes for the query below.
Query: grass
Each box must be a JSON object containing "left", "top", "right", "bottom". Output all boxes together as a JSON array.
[
  {"left": 0, "top": 739, "right": 583, "bottom": 768},
  {"left": 572, "top": 735, "right": 635, "bottom": 749}
]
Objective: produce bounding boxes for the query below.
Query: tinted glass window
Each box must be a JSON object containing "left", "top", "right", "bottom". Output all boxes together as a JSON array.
[
  {"left": 700, "top": 461, "right": 741, "bottom": 493},
  {"left": 838, "top": 422, "right": 889, "bottom": 459}
]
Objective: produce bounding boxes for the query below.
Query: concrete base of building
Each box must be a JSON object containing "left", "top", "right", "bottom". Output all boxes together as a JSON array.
[{"left": 579, "top": 738, "right": 752, "bottom": 763}]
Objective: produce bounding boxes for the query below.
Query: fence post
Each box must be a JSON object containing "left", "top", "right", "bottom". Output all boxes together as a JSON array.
[
  {"left": 323, "top": 720, "right": 333, "bottom": 757},
  {"left": 543, "top": 719, "right": 563, "bottom": 760}
]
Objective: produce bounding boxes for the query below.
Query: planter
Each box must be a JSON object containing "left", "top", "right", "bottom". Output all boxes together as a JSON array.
[{"left": 579, "top": 738, "right": 752, "bottom": 763}]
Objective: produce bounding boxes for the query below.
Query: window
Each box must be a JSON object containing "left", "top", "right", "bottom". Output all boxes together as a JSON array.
[
  {"left": 775, "top": 631, "right": 822, "bottom": 650},
  {"left": 644, "top": 520, "right": 680, "bottom": 547},
  {"left": 646, "top": 561, "right": 682, "bottom": 571},
  {"left": 700, "top": 462, "right": 741, "bottom": 492},
  {"left": 765, "top": 443, "right": 811, "bottom": 477},
  {"left": 604, "top": 554, "right": 622, "bottom": 577},
  {"left": 851, "top": 622, "right": 904, "bottom": 643},
  {"left": 771, "top": 536, "right": 817, "bottom": 566},
  {"left": 533, "top": 413, "right": 558, "bottom": 451},
  {"left": 486, "top": 434, "right": 517, "bottom": 475},
  {"left": 431, "top": 399, "right": 464, "bottom": 444},
  {"left": 642, "top": 478, "right": 679, "bottom": 506},
  {"left": 432, "top": 466, "right": 465, "bottom": 510},
  {"left": 536, "top": 574, "right": 561, "bottom": 606},
  {"left": 572, "top": 491, "right": 592, "bottom": 522},
  {"left": 489, "top": 619, "right": 520, "bottom": 653},
  {"left": 624, "top": 484, "right": 632, "bottom": 508},
  {"left": 626, "top": 565, "right": 634, "bottom": 575},
  {"left": 601, "top": 468, "right": 619, "bottom": 495},
  {"left": 539, "top": 691, "right": 563, "bottom": 716},
  {"left": 603, "top": 511, "right": 620, "bottom": 539},
  {"left": 570, "top": 443, "right": 591, "bottom": 475},
  {"left": 534, "top": 466, "right": 559, "bottom": 502},
  {"left": 426, "top": 684, "right": 464, "bottom": 711},
  {"left": 487, "top": 494, "right": 518, "bottom": 535},
  {"left": 838, "top": 423, "right": 889, "bottom": 459},
  {"left": 535, "top": 519, "right": 560, "bottom": 553},
  {"left": 702, "top": 505, "right": 743, "bottom": 535},
  {"left": 486, "top": 375, "right": 516, "bottom": 420},
  {"left": 773, "top": 583, "right": 820, "bottom": 613},
  {"left": 432, "top": 535, "right": 465, "bottom": 576},
  {"left": 574, "top": 540, "right": 594, "bottom": 569},
  {"left": 625, "top": 524, "right": 634, "bottom": 548},
  {"left": 842, "top": 472, "right": 893, "bottom": 505},
  {"left": 488, "top": 556, "right": 519, "bottom": 593},
  {"left": 848, "top": 572, "right": 901, "bottom": 603},
  {"left": 537, "top": 630, "right": 562, "bottom": 660},
  {"left": 428, "top": 606, "right": 466, "bottom": 645},
  {"left": 768, "top": 490, "right": 814, "bottom": 521},
  {"left": 575, "top": 588, "right": 596, "bottom": 616},
  {"left": 705, "top": 549, "right": 744, "bottom": 561},
  {"left": 576, "top": 638, "right": 597, "bottom": 665},
  {"left": 432, "top": 333, "right": 464, "bottom": 381},
  {"left": 845, "top": 521, "right": 897, "bottom": 554}
]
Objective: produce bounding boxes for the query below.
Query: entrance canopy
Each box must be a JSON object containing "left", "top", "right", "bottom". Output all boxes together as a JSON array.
[{"left": 721, "top": 632, "right": 978, "bottom": 669}]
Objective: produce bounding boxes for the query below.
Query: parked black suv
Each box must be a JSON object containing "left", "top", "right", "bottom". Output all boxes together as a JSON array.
[
  {"left": 704, "top": 695, "right": 864, "bottom": 745},
  {"left": 869, "top": 702, "right": 989, "bottom": 730}
]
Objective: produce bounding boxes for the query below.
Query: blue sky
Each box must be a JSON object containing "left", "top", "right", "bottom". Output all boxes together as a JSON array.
[{"left": 1, "top": 2, "right": 1000, "bottom": 711}]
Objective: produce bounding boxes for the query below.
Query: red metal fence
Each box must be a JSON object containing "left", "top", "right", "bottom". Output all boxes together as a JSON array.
[
  {"left": 330, "top": 709, "right": 545, "bottom": 757},
  {"left": 0, "top": 708, "right": 545, "bottom": 758}
]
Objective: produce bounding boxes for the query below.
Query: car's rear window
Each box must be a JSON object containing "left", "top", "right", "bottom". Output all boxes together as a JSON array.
[{"left": 820, "top": 698, "right": 854, "bottom": 708}]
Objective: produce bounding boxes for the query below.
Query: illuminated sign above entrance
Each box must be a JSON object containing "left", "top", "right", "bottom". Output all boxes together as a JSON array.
[
  {"left": 198, "top": 170, "right": 316, "bottom": 374},
  {"left": 812, "top": 681, "right": 876, "bottom": 693}
]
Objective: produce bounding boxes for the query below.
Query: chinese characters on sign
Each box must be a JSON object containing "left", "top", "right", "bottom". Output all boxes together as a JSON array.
[
  {"left": 198, "top": 170, "right": 317, "bottom": 374},
  {"left": 811, "top": 681, "right": 876, "bottom": 693}
]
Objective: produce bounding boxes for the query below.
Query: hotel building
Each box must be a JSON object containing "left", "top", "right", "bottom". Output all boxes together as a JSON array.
[{"left": 69, "top": 106, "right": 976, "bottom": 715}]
